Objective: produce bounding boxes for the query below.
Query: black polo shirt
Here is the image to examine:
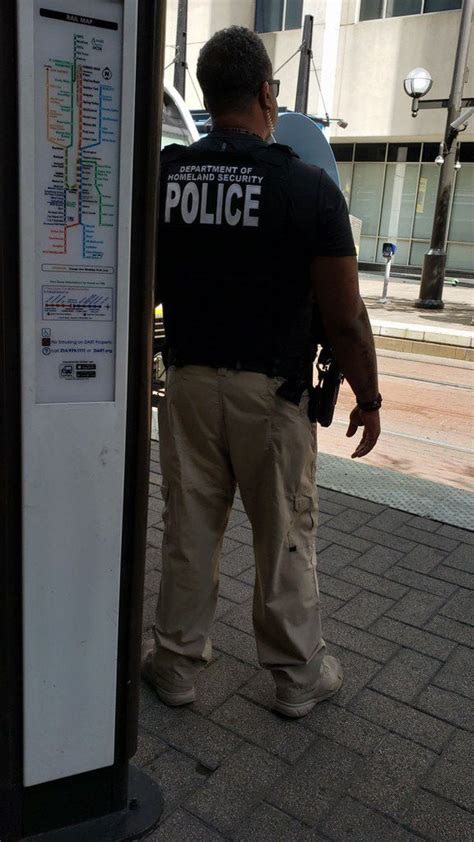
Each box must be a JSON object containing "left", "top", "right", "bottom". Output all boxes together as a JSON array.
[{"left": 193, "top": 130, "right": 357, "bottom": 259}]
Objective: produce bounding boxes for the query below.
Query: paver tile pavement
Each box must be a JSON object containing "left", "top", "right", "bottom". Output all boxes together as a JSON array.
[
  {"left": 145, "top": 808, "right": 226, "bottom": 841},
  {"left": 349, "top": 688, "right": 453, "bottom": 752},
  {"left": 211, "top": 695, "right": 314, "bottom": 763},
  {"left": 267, "top": 735, "right": 360, "bottom": 826},
  {"left": 404, "top": 789, "right": 474, "bottom": 842},
  {"left": 231, "top": 803, "right": 320, "bottom": 841},
  {"left": 424, "top": 730, "right": 474, "bottom": 812},
  {"left": 135, "top": 468, "right": 474, "bottom": 839},
  {"left": 416, "top": 684, "right": 474, "bottom": 731},
  {"left": 184, "top": 743, "right": 287, "bottom": 836},
  {"left": 348, "top": 732, "right": 436, "bottom": 820},
  {"left": 321, "top": 796, "right": 420, "bottom": 842},
  {"left": 368, "top": 647, "right": 442, "bottom": 704}
]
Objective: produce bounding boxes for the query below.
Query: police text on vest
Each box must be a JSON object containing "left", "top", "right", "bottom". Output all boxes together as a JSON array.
[{"left": 165, "top": 170, "right": 262, "bottom": 228}]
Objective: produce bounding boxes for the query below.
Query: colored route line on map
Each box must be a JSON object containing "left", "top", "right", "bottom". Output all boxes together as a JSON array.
[
  {"left": 82, "top": 158, "right": 114, "bottom": 226},
  {"left": 43, "top": 33, "right": 117, "bottom": 256}
]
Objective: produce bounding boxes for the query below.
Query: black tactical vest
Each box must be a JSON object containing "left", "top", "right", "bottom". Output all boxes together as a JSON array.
[{"left": 158, "top": 139, "right": 316, "bottom": 380}]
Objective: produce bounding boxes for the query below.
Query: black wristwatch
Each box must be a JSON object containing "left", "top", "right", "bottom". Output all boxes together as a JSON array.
[{"left": 357, "top": 393, "right": 382, "bottom": 412}]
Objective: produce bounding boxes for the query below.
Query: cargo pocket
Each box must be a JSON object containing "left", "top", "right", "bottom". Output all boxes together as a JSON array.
[{"left": 288, "top": 494, "right": 316, "bottom": 554}]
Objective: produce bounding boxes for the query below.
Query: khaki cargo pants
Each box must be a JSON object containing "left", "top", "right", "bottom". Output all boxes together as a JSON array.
[{"left": 153, "top": 365, "right": 325, "bottom": 694}]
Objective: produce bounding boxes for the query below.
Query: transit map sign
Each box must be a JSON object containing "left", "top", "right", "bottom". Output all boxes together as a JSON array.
[
  {"left": 17, "top": 0, "right": 136, "bottom": 789},
  {"left": 34, "top": 1, "right": 122, "bottom": 402}
]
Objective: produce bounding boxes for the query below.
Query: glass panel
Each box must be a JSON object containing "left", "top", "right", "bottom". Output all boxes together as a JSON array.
[
  {"left": 424, "top": 0, "right": 462, "bottom": 11},
  {"left": 332, "top": 143, "right": 354, "bottom": 162},
  {"left": 409, "top": 241, "right": 429, "bottom": 266},
  {"left": 379, "top": 164, "right": 419, "bottom": 238},
  {"left": 355, "top": 144, "right": 386, "bottom": 162},
  {"left": 459, "top": 143, "right": 474, "bottom": 163},
  {"left": 447, "top": 243, "right": 474, "bottom": 272},
  {"left": 422, "top": 143, "right": 440, "bottom": 162},
  {"left": 377, "top": 239, "right": 410, "bottom": 264},
  {"left": 255, "top": 0, "right": 284, "bottom": 32},
  {"left": 349, "top": 163, "right": 385, "bottom": 235},
  {"left": 337, "top": 163, "right": 353, "bottom": 205},
  {"left": 359, "top": 0, "right": 384, "bottom": 20},
  {"left": 386, "top": 0, "right": 423, "bottom": 15},
  {"left": 285, "top": 0, "right": 303, "bottom": 30},
  {"left": 448, "top": 165, "right": 474, "bottom": 242},
  {"left": 412, "top": 165, "right": 440, "bottom": 239},
  {"left": 387, "top": 143, "right": 421, "bottom": 162},
  {"left": 359, "top": 237, "right": 377, "bottom": 261}
]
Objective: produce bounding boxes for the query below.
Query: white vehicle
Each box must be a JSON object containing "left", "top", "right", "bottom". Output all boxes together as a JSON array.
[
  {"left": 154, "top": 84, "right": 200, "bottom": 396},
  {"left": 162, "top": 82, "right": 200, "bottom": 148}
]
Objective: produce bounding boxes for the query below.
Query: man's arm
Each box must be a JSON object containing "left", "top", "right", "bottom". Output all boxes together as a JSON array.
[{"left": 311, "top": 255, "right": 381, "bottom": 459}]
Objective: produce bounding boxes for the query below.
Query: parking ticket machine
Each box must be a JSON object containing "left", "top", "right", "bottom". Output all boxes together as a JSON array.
[{"left": 1, "top": 1, "right": 165, "bottom": 838}]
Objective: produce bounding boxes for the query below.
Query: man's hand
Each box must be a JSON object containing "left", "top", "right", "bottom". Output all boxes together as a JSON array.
[{"left": 346, "top": 406, "right": 381, "bottom": 459}]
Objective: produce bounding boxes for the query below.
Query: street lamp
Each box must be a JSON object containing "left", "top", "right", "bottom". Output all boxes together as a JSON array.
[
  {"left": 402, "top": 0, "right": 473, "bottom": 309},
  {"left": 403, "top": 67, "right": 433, "bottom": 117}
]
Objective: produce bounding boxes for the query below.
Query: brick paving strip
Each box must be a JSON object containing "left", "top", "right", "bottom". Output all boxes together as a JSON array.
[{"left": 136, "top": 443, "right": 474, "bottom": 841}]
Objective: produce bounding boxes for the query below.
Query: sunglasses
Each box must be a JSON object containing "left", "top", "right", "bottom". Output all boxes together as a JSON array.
[{"left": 267, "top": 79, "right": 280, "bottom": 97}]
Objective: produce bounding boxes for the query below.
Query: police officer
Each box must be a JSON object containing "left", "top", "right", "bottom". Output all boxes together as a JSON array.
[{"left": 142, "top": 26, "right": 381, "bottom": 718}]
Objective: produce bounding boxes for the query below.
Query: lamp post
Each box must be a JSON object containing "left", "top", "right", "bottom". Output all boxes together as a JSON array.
[
  {"left": 295, "top": 14, "right": 314, "bottom": 114},
  {"left": 174, "top": 0, "right": 188, "bottom": 98},
  {"left": 403, "top": 0, "right": 473, "bottom": 309}
]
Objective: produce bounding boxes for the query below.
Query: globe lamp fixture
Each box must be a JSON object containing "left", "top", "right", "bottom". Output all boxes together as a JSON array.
[{"left": 403, "top": 67, "right": 433, "bottom": 117}]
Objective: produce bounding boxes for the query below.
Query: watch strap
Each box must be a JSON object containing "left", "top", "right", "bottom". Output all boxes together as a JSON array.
[{"left": 357, "top": 393, "right": 382, "bottom": 412}]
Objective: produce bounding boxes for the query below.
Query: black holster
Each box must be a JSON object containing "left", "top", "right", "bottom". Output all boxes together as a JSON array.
[{"left": 309, "top": 346, "right": 344, "bottom": 427}]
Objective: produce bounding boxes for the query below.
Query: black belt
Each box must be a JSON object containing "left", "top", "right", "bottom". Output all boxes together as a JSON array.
[
  {"left": 167, "top": 350, "right": 280, "bottom": 378},
  {"left": 166, "top": 349, "right": 312, "bottom": 406}
]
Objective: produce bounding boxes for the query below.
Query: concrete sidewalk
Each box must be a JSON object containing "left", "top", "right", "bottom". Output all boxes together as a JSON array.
[
  {"left": 359, "top": 273, "right": 473, "bottom": 361},
  {"left": 134, "top": 443, "right": 473, "bottom": 841}
]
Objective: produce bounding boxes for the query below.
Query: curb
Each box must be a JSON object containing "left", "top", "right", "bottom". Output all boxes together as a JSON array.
[
  {"left": 373, "top": 335, "right": 474, "bottom": 361},
  {"left": 370, "top": 318, "right": 474, "bottom": 361}
]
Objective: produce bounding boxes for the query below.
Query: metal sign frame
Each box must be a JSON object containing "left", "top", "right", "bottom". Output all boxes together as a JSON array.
[{"left": 0, "top": 0, "right": 165, "bottom": 837}]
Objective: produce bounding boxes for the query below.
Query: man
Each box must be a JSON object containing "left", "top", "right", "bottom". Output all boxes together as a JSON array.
[{"left": 142, "top": 27, "right": 381, "bottom": 718}]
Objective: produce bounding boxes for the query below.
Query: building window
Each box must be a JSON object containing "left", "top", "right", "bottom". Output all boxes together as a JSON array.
[
  {"left": 358, "top": 0, "right": 461, "bottom": 21},
  {"left": 424, "top": 0, "right": 462, "bottom": 10},
  {"left": 354, "top": 143, "right": 387, "bottom": 162},
  {"left": 387, "top": 143, "right": 421, "bottom": 162},
  {"left": 412, "top": 165, "right": 440, "bottom": 239},
  {"left": 386, "top": 0, "right": 423, "bottom": 16},
  {"left": 337, "top": 162, "right": 353, "bottom": 204},
  {"left": 332, "top": 144, "right": 354, "bottom": 162},
  {"left": 359, "top": 0, "right": 384, "bottom": 20},
  {"left": 380, "top": 164, "right": 419, "bottom": 238},
  {"left": 448, "top": 165, "right": 474, "bottom": 242},
  {"left": 350, "top": 163, "right": 386, "bottom": 235},
  {"left": 255, "top": 0, "right": 303, "bottom": 33},
  {"left": 330, "top": 141, "right": 473, "bottom": 272}
]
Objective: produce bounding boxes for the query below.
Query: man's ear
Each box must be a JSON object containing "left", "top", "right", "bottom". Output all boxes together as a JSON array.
[{"left": 258, "top": 81, "right": 271, "bottom": 110}]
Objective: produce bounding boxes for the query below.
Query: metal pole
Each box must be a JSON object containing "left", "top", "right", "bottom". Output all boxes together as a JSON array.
[
  {"left": 295, "top": 14, "right": 313, "bottom": 114},
  {"left": 173, "top": 0, "right": 188, "bottom": 98},
  {"left": 416, "top": 0, "right": 473, "bottom": 309},
  {"left": 0, "top": 3, "right": 23, "bottom": 837},
  {"left": 380, "top": 257, "right": 392, "bottom": 303}
]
